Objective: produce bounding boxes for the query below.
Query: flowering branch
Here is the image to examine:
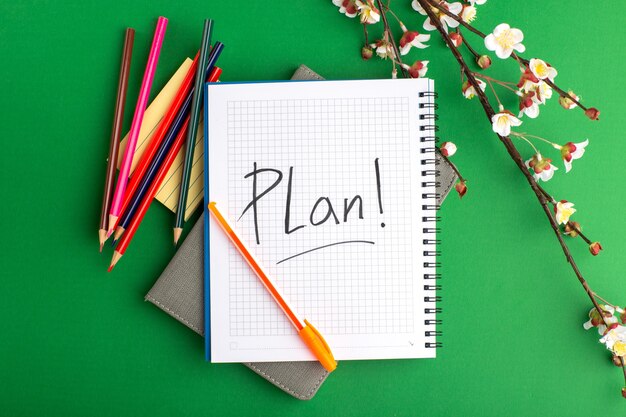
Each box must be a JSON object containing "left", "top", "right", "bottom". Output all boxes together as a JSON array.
[
  {"left": 416, "top": 0, "right": 603, "bottom": 311},
  {"left": 375, "top": 0, "right": 408, "bottom": 77},
  {"left": 423, "top": 0, "right": 592, "bottom": 114},
  {"left": 414, "top": 0, "right": 626, "bottom": 393},
  {"left": 331, "top": 0, "right": 621, "bottom": 395}
]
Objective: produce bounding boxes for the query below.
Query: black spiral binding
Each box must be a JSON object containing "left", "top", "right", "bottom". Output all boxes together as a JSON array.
[{"left": 418, "top": 90, "right": 441, "bottom": 350}]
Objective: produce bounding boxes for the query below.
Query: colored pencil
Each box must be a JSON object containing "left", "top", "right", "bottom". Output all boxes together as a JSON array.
[
  {"left": 113, "top": 65, "right": 223, "bottom": 242},
  {"left": 108, "top": 120, "right": 189, "bottom": 271},
  {"left": 108, "top": 16, "right": 168, "bottom": 233},
  {"left": 109, "top": 52, "right": 200, "bottom": 237},
  {"left": 113, "top": 88, "right": 193, "bottom": 242},
  {"left": 173, "top": 19, "right": 214, "bottom": 245},
  {"left": 108, "top": 67, "right": 222, "bottom": 270},
  {"left": 98, "top": 28, "right": 134, "bottom": 251}
]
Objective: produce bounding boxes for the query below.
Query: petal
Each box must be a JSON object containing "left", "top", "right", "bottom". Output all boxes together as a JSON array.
[
  {"left": 583, "top": 320, "right": 594, "bottom": 330},
  {"left": 549, "top": 67, "right": 558, "bottom": 80},
  {"left": 525, "top": 104, "right": 539, "bottom": 118},
  {"left": 495, "top": 45, "right": 512, "bottom": 59},
  {"left": 412, "top": 0, "right": 426, "bottom": 13},
  {"left": 444, "top": 16, "right": 460, "bottom": 28},
  {"left": 571, "top": 139, "right": 589, "bottom": 159},
  {"left": 448, "top": 2, "right": 463, "bottom": 14},
  {"left": 539, "top": 168, "right": 554, "bottom": 182},
  {"left": 400, "top": 44, "right": 411, "bottom": 55},
  {"left": 564, "top": 159, "right": 572, "bottom": 173},
  {"left": 423, "top": 18, "right": 436, "bottom": 31},
  {"left": 492, "top": 23, "right": 510, "bottom": 37},
  {"left": 510, "top": 28, "right": 524, "bottom": 43},
  {"left": 509, "top": 114, "right": 523, "bottom": 126},
  {"left": 484, "top": 34, "right": 497, "bottom": 51},
  {"left": 417, "top": 33, "right": 431, "bottom": 42},
  {"left": 513, "top": 43, "right": 526, "bottom": 53}
]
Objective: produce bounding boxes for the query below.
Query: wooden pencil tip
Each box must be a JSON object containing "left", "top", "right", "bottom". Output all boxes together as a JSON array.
[
  {"left": 99, "top": 229, "right": 108, "bottom": 252},
  {"left": 109, "top": 251, "right": 122, "bottom": 272},
  {"left": 107, "top": 215, "right": 118, "bottom": 234},
  {"left": 113, "top": 227, "right": 125, "bottom": 242},
  {"left": 173, "top": 228, "right": 183, "bottom": 246}
]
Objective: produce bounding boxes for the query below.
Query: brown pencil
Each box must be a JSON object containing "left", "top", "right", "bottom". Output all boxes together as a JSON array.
[{"left": 99, "top": 28, "right": 135, "bottom": 251}]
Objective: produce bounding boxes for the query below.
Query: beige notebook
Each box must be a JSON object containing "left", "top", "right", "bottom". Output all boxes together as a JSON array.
[{"left": 116, "top": 58, "right": 204, "bottom": 221}]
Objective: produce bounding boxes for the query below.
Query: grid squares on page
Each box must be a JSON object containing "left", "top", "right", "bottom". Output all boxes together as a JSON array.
[{"left": 226, "top": 97, "right": 414, "bottom": 337}]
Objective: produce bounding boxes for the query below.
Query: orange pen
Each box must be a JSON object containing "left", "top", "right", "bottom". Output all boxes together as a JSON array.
[{"left": 208, "top": 202, "right": 337, "bottom": 372}]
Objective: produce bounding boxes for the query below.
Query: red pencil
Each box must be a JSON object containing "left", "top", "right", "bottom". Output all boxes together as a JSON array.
[
  {"left": 108, "top": 67, "right": 222, "bottom": 271},
  {"left": 110, "top": 52, "right": 199, "bottom": 237}
]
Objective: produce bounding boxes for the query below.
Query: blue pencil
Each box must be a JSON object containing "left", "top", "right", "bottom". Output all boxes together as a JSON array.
[{"left": 113, "top": 43, "right": 224, "bottom": 242}]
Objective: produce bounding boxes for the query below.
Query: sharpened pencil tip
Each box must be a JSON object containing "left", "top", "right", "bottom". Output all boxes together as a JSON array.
[
  {"left": 173, "top": 228, "right": 183, "bottom": 246},
  {"left": 109, "top": 251, "right": 122, "bottom": 272},
  {"left": 114, "top": 227, "right": 125, "bottom": 242},
  {"left": 99, "top": 229, "right": 108, "bottom": 251},
  {"left": 107, "top": 215, "right": 118, "bottom": 234}
]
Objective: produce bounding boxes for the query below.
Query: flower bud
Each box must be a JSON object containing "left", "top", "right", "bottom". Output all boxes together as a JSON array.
[
  {"left": 589, "top": 241, "right": 603, "bottom": 256},
  {"left": 361, "top": 45, "right": 374, "bottom": 60},
  {"left": 476, "top": 55, "right": 492, "bottom": 69},
  {"left": 455, "top": 180, "right": 467, "bottom": 199},
  {"left": 559, "top": 91, "right": 579, "bottom": 110},
  {"left": 440, "top": 141, "right": 457, "bottom": 157},
  {"left": 585, "top": 107, "right": 600, "bottom": 120},
  {"left": 622, "top": 387, "right": 626, "bottom": 399},
  {"left": 449, "top": 32, "right": 463, "bottom": 48},
  {"left": 613, "top": 355, "right": 624, "bottom": 367},
  {"left": 564, "top": 221, "right": 581, "bottom": 238}
]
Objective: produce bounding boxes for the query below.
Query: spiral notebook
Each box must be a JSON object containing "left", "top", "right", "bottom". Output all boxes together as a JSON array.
[{"left": 204, "top": 78, "right": 440, "bottom": 363}]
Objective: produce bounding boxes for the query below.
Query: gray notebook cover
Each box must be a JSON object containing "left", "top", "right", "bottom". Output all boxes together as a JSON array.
[{"left": 145, "top": 65, "right": 457, "bottom": 400}]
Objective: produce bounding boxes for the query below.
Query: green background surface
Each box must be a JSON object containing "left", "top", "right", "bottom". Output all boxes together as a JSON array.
[{"left": 1, "top": 1, "right": 624, "bottom": 415}]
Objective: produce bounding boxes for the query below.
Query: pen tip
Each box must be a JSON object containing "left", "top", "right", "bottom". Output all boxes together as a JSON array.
[{"left": 107, "top": 265, "right": 114, "bottom": 273}]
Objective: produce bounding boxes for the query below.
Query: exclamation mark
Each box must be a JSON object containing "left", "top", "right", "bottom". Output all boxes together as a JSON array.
[{"left": 375, "top": 158, "right": 385, "bottom": 228}]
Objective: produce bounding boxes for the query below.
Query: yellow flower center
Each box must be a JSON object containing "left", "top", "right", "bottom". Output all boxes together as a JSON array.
[
  {"left": 535, "top": 63, "right": 548, "bottom": 76},
  {"left": 497, "top": 114, "right": 510, "bottom": 127},
  {"left": 495, "top": 29, "right": 515, "bottom": 49},
  {"left": 614, "top": 341, "right": 626, "bottom": 357}
]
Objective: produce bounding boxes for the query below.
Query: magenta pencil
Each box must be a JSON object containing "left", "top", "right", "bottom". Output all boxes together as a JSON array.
[{"left": 108, "top": 16, "right": 168, "bottom": 232}]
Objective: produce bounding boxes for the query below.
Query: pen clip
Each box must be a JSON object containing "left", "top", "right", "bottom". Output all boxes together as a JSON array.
[
  {"left": 304, "top": 319, "right": 332, "bottom": 354},
  {"left": 301, "top": 319, "right": 337, "bottom": 372}
]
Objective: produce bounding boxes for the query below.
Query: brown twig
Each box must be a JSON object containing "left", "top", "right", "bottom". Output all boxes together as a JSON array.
[
  {"left": 436, "top": 148, "right": 465, "bottom": 182},
  {"left": 415, "top": 0, "right": 606, "bottom": 323},
  {"left": 458, "top": 30, "right": 480, "bottom": 60},
  {"left": 375, "top": 0, "right": 408, "bottom": 77},
  {"left": 423, "top": 0, "right": 589, "bottom": 112},
  {"left": 536, "top": 184, "right": 594, "bottom": 244}
]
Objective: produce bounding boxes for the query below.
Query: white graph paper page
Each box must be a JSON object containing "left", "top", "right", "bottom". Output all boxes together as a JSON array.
[{"left": 207, "top": 78, "right": 436, "bottom": 362}]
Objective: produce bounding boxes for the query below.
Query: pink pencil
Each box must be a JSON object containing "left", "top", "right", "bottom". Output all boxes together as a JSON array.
[{"left": 108, "top": 16, "right": 168, "bottom": 232}]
